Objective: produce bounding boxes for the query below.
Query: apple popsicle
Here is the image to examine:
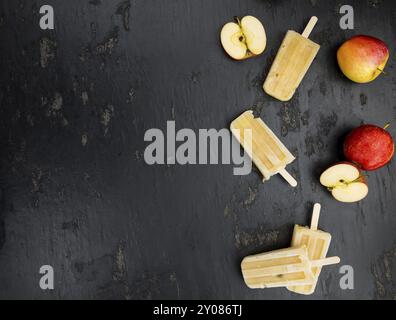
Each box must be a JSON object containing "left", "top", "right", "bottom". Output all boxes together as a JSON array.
[
  {"left": 241, "top": 245, "right": 340, "bottom": 289},
  {"left": 230, "top": 110, "right": 297, "bottom": 187},
  {"left": 287, "top": 203, "right": 332, "bottom": 295},
  {"left": 263, "top": 16, "right": 320, "bottom": 101}
]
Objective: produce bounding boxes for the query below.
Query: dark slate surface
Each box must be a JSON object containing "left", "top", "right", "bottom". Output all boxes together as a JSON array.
[{"left": 0, "top": 0, "right": 395, "bottom": 300}]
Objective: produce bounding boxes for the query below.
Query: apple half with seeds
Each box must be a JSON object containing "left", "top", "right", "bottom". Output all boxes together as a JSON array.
[
  {"left": 220, "top": 16, "right": 266, "bottom": 60},
  {"left": 320, "top": 162, "right": 368, "bottom": 203}
]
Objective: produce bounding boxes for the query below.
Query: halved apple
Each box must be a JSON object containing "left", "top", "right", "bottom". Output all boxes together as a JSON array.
[
  {"left": 220, "top": 16, "right": 266, "bottom": 60},
  {"left": 320, "top": 162, "right": 368, "bottom": 203}
]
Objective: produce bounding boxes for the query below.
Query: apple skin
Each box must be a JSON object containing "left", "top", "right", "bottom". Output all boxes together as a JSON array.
[
  {"left": 344, "top": 125, "right": 395, "bottom": 170},
  {"left": 337, "top": 35, "right": 389, "bottom": 83}
]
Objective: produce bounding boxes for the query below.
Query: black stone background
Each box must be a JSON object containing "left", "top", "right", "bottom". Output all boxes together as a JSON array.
[{"left": 0, "top": 0, "right": 395, "bottom": 299}]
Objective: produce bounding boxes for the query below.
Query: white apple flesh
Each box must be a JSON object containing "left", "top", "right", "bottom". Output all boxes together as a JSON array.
[
  {"left": 220, "top": 16, "right": 266, "bottom": 60},
  {"left": 241, "top": 16, "right": 266, "bottom": 55},
  {"left": 331, "top": 182, "right": 368, "bottom": 203},
  {"left": 221, "top": 22, "right": 247, "bottom": 60},
  {"left": 320, "top": 163, "right": 368, "bottom": 203}
]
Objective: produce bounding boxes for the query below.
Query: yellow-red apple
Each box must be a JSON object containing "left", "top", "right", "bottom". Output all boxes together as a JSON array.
[{"left": 337, "top": 35, "right": 389, "bottom": 83}]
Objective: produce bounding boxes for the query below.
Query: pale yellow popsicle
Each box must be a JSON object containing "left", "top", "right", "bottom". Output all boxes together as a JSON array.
[
  {"left": 263, "top": 17, "right": 320, "bottom": 101},
  {"left": 230, "top": 110, "right": 297, "bottom": 187},
  {"left": 241, "top": 245, "right": 339, "bottom": 289},
  {"left": 287, "top": 203, "right": 332, "bottom": 295}
]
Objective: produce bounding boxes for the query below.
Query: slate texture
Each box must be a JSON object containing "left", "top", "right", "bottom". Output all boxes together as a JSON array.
[{"left": 0, "top": 0, "right": 395, "bottom": 299}]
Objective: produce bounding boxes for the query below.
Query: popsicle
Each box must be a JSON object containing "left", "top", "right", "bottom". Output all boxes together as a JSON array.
[
  {"left": 263, "top": 16, "right": 320, "bottom": 101},
  {"left": 287, "top": 203, "right": 332, "bottom": 295},
  {"left": 241, "top": 245, "right": 340, "bottom": 289},
  {"left": 230, "top": 110, "right": 297, "bottom": 187}
]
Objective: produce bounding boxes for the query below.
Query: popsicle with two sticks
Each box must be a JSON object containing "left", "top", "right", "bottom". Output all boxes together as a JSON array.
[
  {"left": 287, "top": 203, "right": 332, "bottom": 295},
  {"left": 241, "top": 245, "right": 340, "bottom": 289},
  {"left": 230, "top": 110, "right": 297, "bottom": 187},
  {"left": 263, "top": 16, "right": 320, "bottom": 101}
]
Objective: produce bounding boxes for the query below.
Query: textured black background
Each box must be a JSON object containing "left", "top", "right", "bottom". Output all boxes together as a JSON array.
[{"left": 0, "top": 0, "right": 395, "bottom": 299}]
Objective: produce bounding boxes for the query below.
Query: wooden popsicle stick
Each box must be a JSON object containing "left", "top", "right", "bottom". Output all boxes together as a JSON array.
[
  {"left": 279, "top": 169, "right": 297, "bottom": 187},
  {"left": 310, "top": 203, "right": 321, "bottom": 231},
  {"left": 302, "top": 16, "right": 318, "bottom": 38},
  {"left": 311, "top": 256, "right": 340, "bottom": 268}
]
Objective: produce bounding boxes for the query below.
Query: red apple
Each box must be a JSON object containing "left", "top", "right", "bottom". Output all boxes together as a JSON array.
[
  {"left": 337, "top": 35, "right": 389, "bottom": 83},
  {"left": 343, "top": 124, "right": 394, "bottom": 170}
]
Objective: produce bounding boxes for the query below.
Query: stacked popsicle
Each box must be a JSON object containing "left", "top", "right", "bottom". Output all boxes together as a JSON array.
[
  {"left": 241, "top": 203, "right": 339, "bottom": 294},
  {"left": 287, "top": 203, "right": 332, "bottom": 294}
]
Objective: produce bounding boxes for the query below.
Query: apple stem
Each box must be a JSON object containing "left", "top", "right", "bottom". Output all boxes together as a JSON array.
[
  {"left": 377, "top": 68, "right": 387, "bottom": 75},
  {"left": 234, "top": 16, "right": 241, "bottom": 27},
  {"left": 355, "top": 174, "right": 368, "bottom": 182},
  {"left": 384, "top": 123, "right": 391, "bottom": 130}
]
